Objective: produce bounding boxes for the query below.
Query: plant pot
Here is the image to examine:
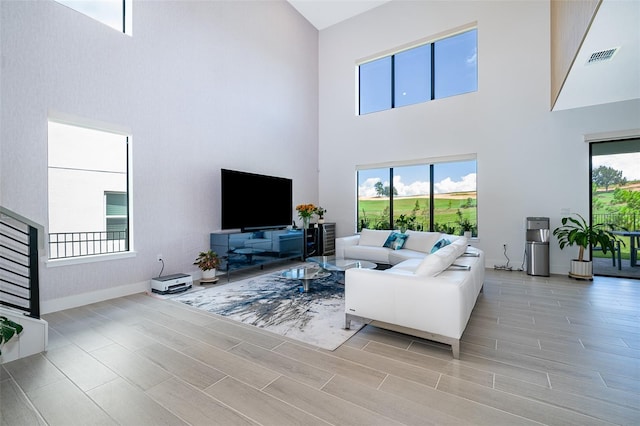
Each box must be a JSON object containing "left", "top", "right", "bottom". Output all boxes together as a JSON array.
[
  {"left": 568, "top": 260, "right": 592, "bottom": 280},
  {"left": 202, "top": 268, "right": 217, "bottom": 280},
  {"left": 318, "top": 218, "right": 325, "bottom": 224},
  {"left": 464, "top": 231, "right": 472, "bottom": 239}
]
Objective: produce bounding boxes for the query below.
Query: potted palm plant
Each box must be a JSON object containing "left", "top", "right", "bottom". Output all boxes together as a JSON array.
[
  {"left": 1, "top": 316, "right": 23, "bottom": 357},
  {"left": 194, "top": 250, "right": 220, "bottom": 281},
  {"left": 552, "top": 213, "right": 621, "bottom": 279}
]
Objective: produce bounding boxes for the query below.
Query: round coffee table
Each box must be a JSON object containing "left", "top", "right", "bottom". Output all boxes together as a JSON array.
[
  {"left": 305, "top": 256, "right": 377, "bottom": 283},
  {"left": 281, "top": 266, "right": 330, "bottom": 293}
]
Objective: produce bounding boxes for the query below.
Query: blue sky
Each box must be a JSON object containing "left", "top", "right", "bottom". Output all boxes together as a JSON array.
[{"left": 358, "top": 160, "right": 476, "bottom": 197}]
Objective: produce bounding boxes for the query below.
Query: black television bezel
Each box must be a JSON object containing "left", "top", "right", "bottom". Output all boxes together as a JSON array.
[{"left": 221, "top": 169, "right": 293, "bottom": 232}]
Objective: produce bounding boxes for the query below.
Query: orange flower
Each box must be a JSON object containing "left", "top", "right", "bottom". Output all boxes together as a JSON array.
[{"left": 296, "top": 203, "right": 316, "bottom": 218}]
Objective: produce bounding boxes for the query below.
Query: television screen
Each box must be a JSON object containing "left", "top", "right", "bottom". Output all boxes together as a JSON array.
[{"left": 221, "top": 169, "right": 293, "bottom": 231}]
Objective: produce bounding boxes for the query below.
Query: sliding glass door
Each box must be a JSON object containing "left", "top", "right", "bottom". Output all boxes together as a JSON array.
[{"left": 590, "top": 138, "right": 640, "bottom": 278}]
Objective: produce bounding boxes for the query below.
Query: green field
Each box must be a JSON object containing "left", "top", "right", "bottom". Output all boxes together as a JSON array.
[{"left": 358, "top": 193, "right": 477, "bottom": 235}]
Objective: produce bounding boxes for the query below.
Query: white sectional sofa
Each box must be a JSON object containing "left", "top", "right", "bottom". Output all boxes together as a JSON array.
[{"left": 338, "top": 229, "right": 485, "bottom": 358}]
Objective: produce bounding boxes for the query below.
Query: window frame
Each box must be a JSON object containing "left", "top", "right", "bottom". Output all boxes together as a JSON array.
[
  {"left": 47, "top": 116, "right": 134, "bottom": 264},
  {"left": 356, "top": 154, "right": 477, "bottom": 235},
  {"left": 357, "top": 24, "right": 477, "bottom": 115}
]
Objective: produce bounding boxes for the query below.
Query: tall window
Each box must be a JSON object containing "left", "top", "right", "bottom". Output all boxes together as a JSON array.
[
  {"left": 54, "top": 0, "right": 132, "bottom": 35},
  {"left": 359, "top": 28, "right": 477, "bottom": 115},
  {"left": 48, "top": 121, "right": 130, "bottom": 259},
  {"left": 357, "top": 158, "right": 477, "bottom": 236}
]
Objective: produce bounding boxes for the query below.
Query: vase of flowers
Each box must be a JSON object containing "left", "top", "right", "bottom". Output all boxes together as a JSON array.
[{"left": 296, "top": 203, "right": 316, "bottom": 228}]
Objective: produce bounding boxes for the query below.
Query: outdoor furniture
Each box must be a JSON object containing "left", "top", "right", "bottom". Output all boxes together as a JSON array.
[
  {"left": 612, "top": 231, "right": 640, "bottom": 268},
  {"left": 594, "top": 240, "right": 622, "bottom": 270}
]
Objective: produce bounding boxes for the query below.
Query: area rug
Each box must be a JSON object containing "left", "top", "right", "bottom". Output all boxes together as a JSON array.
[{"left": 170, "top": 268, "right": 366, "bottom": 351}]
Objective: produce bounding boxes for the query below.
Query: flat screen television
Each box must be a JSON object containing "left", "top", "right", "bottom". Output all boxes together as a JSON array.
[{"left": 221, "top": 169, "right": 293, "bottom": 231}]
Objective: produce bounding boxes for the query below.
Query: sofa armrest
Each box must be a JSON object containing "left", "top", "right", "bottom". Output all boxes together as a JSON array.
[
  {"left": 336, "top": 235, "right": 360, "bottom": 259},
  {"left": 345, "top": 268, "right": 469, "bottom": 339}
]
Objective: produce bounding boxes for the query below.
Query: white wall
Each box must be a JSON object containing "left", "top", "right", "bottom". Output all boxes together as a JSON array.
[
  {"left": 318, "top": 0, "right": 640, "bottom": 274},
  {"left": 0, "top": 0, "right": 318, "bottom": 310}
]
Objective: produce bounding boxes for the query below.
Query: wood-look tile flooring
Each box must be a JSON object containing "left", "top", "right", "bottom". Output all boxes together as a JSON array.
[{"left": 2, "top": 268, "right": 639, "bottom": 425}]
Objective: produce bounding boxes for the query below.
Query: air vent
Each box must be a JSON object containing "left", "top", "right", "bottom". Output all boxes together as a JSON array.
[{"left": 586, "top": 47, "right": 619, "bottom": 65}]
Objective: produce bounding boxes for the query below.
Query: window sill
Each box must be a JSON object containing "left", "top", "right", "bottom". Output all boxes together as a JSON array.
[{"left": 45, "top": 251, "right": 137, "bottom": 268}]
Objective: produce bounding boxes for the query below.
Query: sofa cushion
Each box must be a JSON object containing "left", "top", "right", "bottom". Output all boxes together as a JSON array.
[
  {"left": 388, "top": 258, "right": 422, "bottom": 274},
  {"left": 383, "top": 232, "right": 408, "bottom": 250},
  {"left": 450, "top": 237, "right": 469, "bottom": 257},
  {"left": 388, "top": 248, "right": 425, "bottom": 265},
  {"left": 403, "top": 230, "right": 442, "bottom": 253},
  {"left": 359, "top": 229, "right": 392, "bottom": 247},
  {"left": 343, "top": 245, "right": 393, "bottom": 264},
  {"left": 415, "top": 244, "right": 462, "bottom": 276}
]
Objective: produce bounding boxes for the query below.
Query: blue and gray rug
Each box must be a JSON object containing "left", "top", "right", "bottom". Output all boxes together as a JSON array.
[{"left": 171, "top": 268, "right": 365, "bottom": 350}]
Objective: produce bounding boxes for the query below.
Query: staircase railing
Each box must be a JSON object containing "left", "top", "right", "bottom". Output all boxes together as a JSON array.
[{"left": 0, "top": 207, "right": 43, "bottom": 319}]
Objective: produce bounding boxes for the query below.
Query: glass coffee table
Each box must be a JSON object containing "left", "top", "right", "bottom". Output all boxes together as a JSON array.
[
  {"left": 281, "top": 266, "right": 331, "bottom": 293},
  {"left": 306, "top": 256, "right": 377, "bottom": 283}
]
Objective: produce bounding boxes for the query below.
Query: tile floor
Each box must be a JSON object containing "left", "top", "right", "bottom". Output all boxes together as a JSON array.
[{"left": 1, "top": 267, "right": 639, "bottom": 425}]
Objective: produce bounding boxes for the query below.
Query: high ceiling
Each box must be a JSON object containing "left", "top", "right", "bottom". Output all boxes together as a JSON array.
[
  {"left": 287, "top": 0, "right": 391, "bottom": 31},
  {"left": 553, "top": 0, "right": 640, "bottom": 111},
  {"left": 288, "top": 0, "right": 639, "bottom": 111}
]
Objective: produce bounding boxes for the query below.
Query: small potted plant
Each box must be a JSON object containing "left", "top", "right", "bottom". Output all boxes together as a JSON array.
[
  {"left": 194, "top": 250, "right": 220, "bottom": 281},
  {"left": 1, "top": 316, "right": 23, "bottom": 357},
  {"left": 315, "top": 206, "right": 327, "bottom": 224},
  {"left": 552, "top": 213, "right": 621, "bottom": 279},
  {"left": 456, "top": 210, "right": 474, "bottom": 238}
]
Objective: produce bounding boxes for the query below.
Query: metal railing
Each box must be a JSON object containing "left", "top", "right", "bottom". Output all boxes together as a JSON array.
[
  {"left": 0, "top": 207, "right": 41, "bottom": 319},
  {"left": 48, "top": 230, "right": 128, "bottom": 259},
  {"left": 593, "top": 213, "right": 638, "bottom": 231}
]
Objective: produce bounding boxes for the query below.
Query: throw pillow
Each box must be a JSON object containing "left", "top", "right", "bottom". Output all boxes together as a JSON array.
[
  {"left": 403, "top": 231, "right": 443, "bottom": 253},
  {"left": 430, "top": 238, "right": 451, "bottom": 253},
  {"left": 359, "top": 228, "right": 393, "bottom": 247},
  {"left": 415, "top": 244, "right": 460, "bottom": 276},
  {"left": 383, "top": 232, "right": 409, "bottom": 250}
]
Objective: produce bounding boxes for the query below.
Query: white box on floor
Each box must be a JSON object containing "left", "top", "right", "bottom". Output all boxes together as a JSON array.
[{"left": 151, "top": 273, "right": 192, "bottom": 294}]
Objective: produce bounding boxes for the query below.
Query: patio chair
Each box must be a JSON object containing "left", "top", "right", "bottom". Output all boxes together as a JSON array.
[{"left": 594, "top": 240, "right": 622, "bottom": 270}]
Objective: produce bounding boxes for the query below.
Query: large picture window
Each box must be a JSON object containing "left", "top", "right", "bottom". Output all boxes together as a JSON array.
[
  {"left": 48, "top": 121, "right": 131, "bottom": 259},
  {"left": 357, "top": 158, "right": 477, "bottom": 236},
  {"left": 359, "top": 28, "right": 477, "bottom": 115}
]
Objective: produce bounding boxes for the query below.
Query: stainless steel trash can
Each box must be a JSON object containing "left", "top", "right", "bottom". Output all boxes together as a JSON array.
[{"left": 526, "top": 217, "right": 550, "bottom": 276}]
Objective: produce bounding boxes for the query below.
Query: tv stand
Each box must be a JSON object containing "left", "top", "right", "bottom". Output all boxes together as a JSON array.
[{"left": 210, "top": 228, "right": 303, "bottom": 279}]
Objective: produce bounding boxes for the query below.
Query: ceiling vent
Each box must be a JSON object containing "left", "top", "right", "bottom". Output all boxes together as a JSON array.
[{"left": 586, "top": 47, "right": 619, "bottom": 65}]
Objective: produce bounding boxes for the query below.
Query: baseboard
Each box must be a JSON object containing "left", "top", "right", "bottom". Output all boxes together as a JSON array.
[{"left": 41, "top": 280, "right": 150, "bottom": 314}]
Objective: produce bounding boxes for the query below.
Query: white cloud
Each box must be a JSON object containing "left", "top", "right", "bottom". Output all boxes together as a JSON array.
[
  {"left": 434, "top": 173, "right": 476, "bottom": 194},
  {"left": 359, "top": 173, "right": 477, "bottom": 197},
  {"left": 393, "top": 175, "right": 430, "bottom": 196},
  {"left": 358, "top": 177, "right": 387, "bottom": 197},
  {"left": 592, "top": 153, "right": 640, "bottom": 181}
]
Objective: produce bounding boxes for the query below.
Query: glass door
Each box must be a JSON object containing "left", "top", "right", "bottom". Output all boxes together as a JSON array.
[{"left": 590, "top": 138, "right": 640, "bottom": 279}]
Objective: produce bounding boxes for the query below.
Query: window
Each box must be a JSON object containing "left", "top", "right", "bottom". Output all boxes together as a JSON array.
[
  {"left": 54, "top": 0, "right": 132, "bottom": 35},
  {"left": 105, "top": 192, "right": 127, "bottom": 240},
  {"left": 394, "top": 44, "right": 431, "bottom": 108},
  {"left": 359, "top": 57, "right": 392, "bottom": 115},
  {"left": 357, "top": 158, "right": 477, "bottom": 236},
  {"left": 48, "top": 121, "right": 130, "bottom": 259},
  {"left": 434, "top": 30, "right": 478, "bottom": 98},
  {"left": 358, "top": 28, "right": 477, "bottom": 114}
]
